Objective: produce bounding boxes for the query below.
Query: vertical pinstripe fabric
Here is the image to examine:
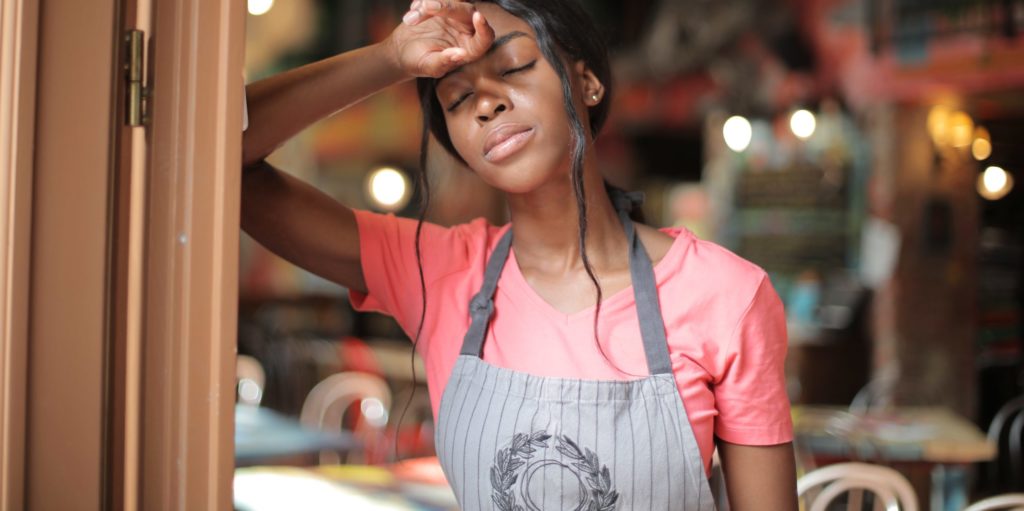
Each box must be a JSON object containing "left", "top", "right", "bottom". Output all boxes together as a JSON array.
[{"left": 435, "top": 191, "right": 716, "bottom": 510}]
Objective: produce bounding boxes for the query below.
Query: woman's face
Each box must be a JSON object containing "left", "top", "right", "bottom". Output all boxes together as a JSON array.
[{"left": 434, "top": 3, "right": 600, "bottom": 194}]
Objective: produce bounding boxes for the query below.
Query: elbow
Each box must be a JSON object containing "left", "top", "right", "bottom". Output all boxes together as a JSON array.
[
  {"left": 241, "top": 130, "right": 271, "bottom": 169},
  {"left": 243, "top": 157, "right": 268, "bottom": 174}
]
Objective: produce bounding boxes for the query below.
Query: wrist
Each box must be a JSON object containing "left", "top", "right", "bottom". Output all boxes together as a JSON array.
[{"left": 373, "top": 37, "right": 412, "bottom": 84}]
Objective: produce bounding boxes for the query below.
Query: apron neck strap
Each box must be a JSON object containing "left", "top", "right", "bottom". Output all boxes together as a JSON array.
[{"left": 459, "top": 189, "right": 673, "bottom": 376}]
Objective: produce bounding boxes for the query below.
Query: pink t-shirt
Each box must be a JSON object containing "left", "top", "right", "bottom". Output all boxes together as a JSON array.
[{"left": 349, "top": 209, "right": 793, "bottom": 474}]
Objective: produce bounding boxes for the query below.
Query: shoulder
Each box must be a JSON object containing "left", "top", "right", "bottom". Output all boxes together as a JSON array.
[
  {"left": 635, "top": 223, "right": 676, "bottom": 264},
  {"left": 353, "top": 208, "right": 508, "bottom": 279},
  {"left": 659, "top": 226, "right": 767, "bottom": 289},
  {"left": 655, "top": 226, "right": 775, "bottom": 325},
  {"left": 354, "top": 208, "right": 503, "bottom": 247}
]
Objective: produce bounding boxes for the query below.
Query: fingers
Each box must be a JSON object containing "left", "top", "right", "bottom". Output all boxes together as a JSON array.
[
  {"left": 403, "top": 0, "right": 475, "bottom": 28},
  {"left": 439, "top": 47, "right": 468, "bottom": 65},
  {"left": 454, "top": 10, "right": 495, "bottom": 60},
  {"left": 402, "top": 0, "right": 425, "bottom": 25},
  {"left": 470, "top": 10, "right": 495, "bottom": 51},
  {"left": 421, "top": 48, "right": 468, "bottom": 78}
]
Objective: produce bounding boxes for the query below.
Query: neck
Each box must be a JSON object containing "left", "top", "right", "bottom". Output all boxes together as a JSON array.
[{"left": 506, "top": 154, "right": 628, "bottom": 274}]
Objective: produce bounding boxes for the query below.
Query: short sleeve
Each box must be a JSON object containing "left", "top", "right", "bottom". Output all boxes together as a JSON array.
[
  {"left": 347, "top": 209, "right": 474, "bottom": 336},
  {"left": 712, "top": 273, "right": 794, "bottom": 445}
]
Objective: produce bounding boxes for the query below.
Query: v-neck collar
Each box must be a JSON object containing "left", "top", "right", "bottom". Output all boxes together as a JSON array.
[{"left": 496, "top": 227, "right": 691, "bottom": 324}]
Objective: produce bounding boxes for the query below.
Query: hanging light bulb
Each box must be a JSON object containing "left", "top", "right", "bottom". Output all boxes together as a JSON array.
[
  {"left": 948, "top": 110, "right": 974, "bottom": 148},
  {"left": 927, "top": 105, "right": 951, "bottom": 146},
  {"left": 789, "top": 109, "right": 816, "bottom": 140},
  {"left": 723, "top": 115, "right": 752, "bottom": 152},
  {"left": 977, "top": 166, "right": 1014, "bottom": 201},
  {"left": 248, "top": 0, "right": 274, "bottom": 16},
  {"left": 366, "top": 167, "right": 411, "bottom": 211},
  {"left": 971, "top": 126, "right": 992, "bottom": 161}
]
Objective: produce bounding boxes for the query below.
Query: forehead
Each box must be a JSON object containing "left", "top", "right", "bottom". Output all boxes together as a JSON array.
[{"left": 475, "top": 2, "right": 535, "bottom": 38}]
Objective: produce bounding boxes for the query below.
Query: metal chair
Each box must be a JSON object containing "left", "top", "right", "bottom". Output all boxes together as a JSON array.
[
  {"left": 988, "top": 395, "right": 1024, "bottom": 491},
  {"left": 964, "top": 493, "right": 1024, "bottom": 511},
  {"left": 236, "top": 354, "right": 266, "bottom": 406},
  {"left": 299, "top": 371, "right": 392, "bottom": 464},
  {"left": 798, "top": 462, "right": 919, "bottom": 511},
  {"left": 850, "top": 375, "right": 896, "bottom": 416}
]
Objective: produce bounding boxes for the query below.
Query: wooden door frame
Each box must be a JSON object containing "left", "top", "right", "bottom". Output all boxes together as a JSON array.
[
  {"left": 139, "top": 0, "right": 244, "bottom": 508},
  {"left": 0, "top": 0, "right": 38, "bottom": 509},
  {"left": 0, "top": 0, "right": 244, "bottom": 508},
  {"left": 25, "top": 0, "right": 121, "bottom": 507}
]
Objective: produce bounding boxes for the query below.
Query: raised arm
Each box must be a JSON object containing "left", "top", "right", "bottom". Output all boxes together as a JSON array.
[
  {"left": 240, "top": 1, "right": 494, "bottom": 293},
  {"left": 243, "top": 43, "right": 406, "bottom": 167}
]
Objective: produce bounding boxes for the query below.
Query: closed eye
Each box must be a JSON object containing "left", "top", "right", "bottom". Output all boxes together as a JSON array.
[
  {"left": 446, "top": 92, "right": 472, "bottom": 112},
  {"left": 501, "top": 59, "right": 537, "bottom": 77},
  {"left": 445, "top": 60, "right": 538, "bottom": 112}
]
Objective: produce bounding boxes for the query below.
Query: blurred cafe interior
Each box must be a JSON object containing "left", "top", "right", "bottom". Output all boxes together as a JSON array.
[{"left": 4, "top": 0, "right": 1024, "bottom": 509}]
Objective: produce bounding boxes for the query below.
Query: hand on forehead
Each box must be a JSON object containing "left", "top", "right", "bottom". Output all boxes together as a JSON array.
[
  {"left": 404, "top": 1, "right": 533, "bottom": 39},
  {"left": 403, "top": 1, "right": 476, "bottom": 28}
]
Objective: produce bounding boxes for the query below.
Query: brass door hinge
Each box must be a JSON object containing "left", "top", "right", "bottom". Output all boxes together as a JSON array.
[{"left": 124, "top": 29, "right": 149, "bottom": 126}]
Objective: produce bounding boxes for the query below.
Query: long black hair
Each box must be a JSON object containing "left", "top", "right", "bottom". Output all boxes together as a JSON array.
[{"left": 395, "top": 0, "right": 640, "bottom": 460}]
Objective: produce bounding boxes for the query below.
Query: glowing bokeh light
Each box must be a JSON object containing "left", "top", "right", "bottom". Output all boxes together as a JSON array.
[
  {"left": 367, "top": 167, "right": 410, "bottom": 211},
  {"left": 723, "top": 115, "right": 752, "bottom": 152},
  {"left": 789, "top": 109, "right": 816, "bottom": 140},
  {"left": 927, "top": 105, "right": 951, "bottom": 146},
  {"left": 978, "top": 166, "right": 1013, "bottom": 201},
  {"left": 248, "top": 0, "right": 274, "bottom": 16},
  {"left": 972, "top": 127, "right": 992, "bottom": 161},
  {"left": 948, "top": 110, "right": 974, "bottom": 148}
]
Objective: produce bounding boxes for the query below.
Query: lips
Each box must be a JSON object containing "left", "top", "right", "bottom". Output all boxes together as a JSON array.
[{"left": 483, "top": 123, "right": 535, "bottom": 163}]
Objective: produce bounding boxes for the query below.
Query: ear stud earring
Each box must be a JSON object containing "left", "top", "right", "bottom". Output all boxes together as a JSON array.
[{"left": 591, "top": 94, "right": 599, "bottom": 101}]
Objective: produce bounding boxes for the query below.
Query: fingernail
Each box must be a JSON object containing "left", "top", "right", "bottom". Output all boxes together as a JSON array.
[
  {"left": 425, "top": 0, "right": 442, "bottom": 10},
  {"left": 403, "top": 10, "right": 421, "bottom": 23}
]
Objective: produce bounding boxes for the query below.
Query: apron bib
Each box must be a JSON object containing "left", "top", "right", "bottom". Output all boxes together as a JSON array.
[{"left": 434, "top": 192, "right": 716, "bottom": 510}]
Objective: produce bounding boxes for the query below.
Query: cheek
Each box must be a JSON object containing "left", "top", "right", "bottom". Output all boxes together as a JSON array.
[{"left": 444, "top": 123, "right": 477, "bottom": 165}]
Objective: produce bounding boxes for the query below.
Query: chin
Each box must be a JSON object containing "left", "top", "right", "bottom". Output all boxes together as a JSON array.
[{"left": 478, "top": 160, "right": 570, "bottom": 196}]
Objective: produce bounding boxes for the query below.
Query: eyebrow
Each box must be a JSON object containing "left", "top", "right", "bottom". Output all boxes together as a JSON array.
[{"left": 437, "top": 31, "right": 532, "bottom": 83}]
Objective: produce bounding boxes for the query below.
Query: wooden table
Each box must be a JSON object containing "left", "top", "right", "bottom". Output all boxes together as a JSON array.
[
  {"left": 235, "top": 404, "right": 359, "bottom": 466},
  {"left": 234, "top": 457, "right": 457, "bottom": 510},
  {"left": 792, "top": 406, "right": 996, "bottom": 510}
]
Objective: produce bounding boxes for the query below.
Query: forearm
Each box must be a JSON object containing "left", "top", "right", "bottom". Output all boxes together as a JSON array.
[
  {"left": 718, "top": 441, "right": 798, "bottom": 511},
  {"left": 242, "top": 40, "right": 409, "bottom": 166}
]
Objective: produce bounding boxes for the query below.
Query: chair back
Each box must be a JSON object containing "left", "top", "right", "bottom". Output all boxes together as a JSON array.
[
  {"left": 964, "top": 493, "right": 1024, "bottom": 511},
  {"left": 300, "top": 372, "right": 391, "bottom": 464},
  {"left": 850, "top": 376, "right": 896, "bottom": 416},
  {"left": 988, "top": 395, "right": 1024, "bottom": 490},
  {"left": 798, "top": 462, "right": 919, "bottom": 511},
  {"left": 236, "top": 354, "right": 265, "bottom": 406}
]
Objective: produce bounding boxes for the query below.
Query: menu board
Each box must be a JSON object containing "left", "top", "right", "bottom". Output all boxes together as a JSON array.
[{"left": 734, "top": 166, "right": 850, "bottom": 274}]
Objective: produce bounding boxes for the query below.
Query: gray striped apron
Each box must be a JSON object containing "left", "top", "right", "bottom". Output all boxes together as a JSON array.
[{"left": 434, "top": 192, "right": 716, "bottom": 510}]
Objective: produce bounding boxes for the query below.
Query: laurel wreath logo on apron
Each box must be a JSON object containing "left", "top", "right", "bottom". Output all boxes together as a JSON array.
[{"left": 490, "top": 430, "right": 620, "bottom": 511}]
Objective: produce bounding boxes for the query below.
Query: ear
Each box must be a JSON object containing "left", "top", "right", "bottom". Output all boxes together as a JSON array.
[{"left": 573, "top": 60, "right": 605, "bottom": 107}]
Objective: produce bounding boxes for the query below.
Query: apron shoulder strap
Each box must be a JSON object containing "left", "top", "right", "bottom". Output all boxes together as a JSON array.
[
  {"left": 460, "top": 227, "right": 513, "bottom": 356},
  {"left": 459, "top": 190, "right": 674, "bottom": 376}
]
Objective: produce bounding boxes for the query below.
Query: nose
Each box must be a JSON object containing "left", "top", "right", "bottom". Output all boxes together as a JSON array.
[{"left": 474, "top": 93, "right": 508, "bottom": 123}]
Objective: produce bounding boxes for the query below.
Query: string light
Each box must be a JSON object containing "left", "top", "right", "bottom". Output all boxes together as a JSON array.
[
  {"left": 366, "top": 167, "right": 411, "bottom": 211},
  {"left": 723, "top": 115, "right": 752, "bottom": 152},
  {"left": 948, "top": 111, "right": 974, "bottom": 148},
  {"left": 971, "top": 127, "right": 992, "bottom": 161},
  {"left": 789, "top": 109, "right": 816, "bottom": 140},
  {"left": 927, "top": 105, "right": 951, "bottom": 146},
  {"left": 248, "top": 0, "right": 274, "bottom": 16},
  {"left": 977, "top": 166, "right": 1013, "bottom": 201}
]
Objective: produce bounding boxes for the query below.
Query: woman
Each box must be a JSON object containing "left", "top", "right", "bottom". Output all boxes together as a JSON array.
[{"left": 242, "top": 1, "right": 798, "bottom": 509}]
